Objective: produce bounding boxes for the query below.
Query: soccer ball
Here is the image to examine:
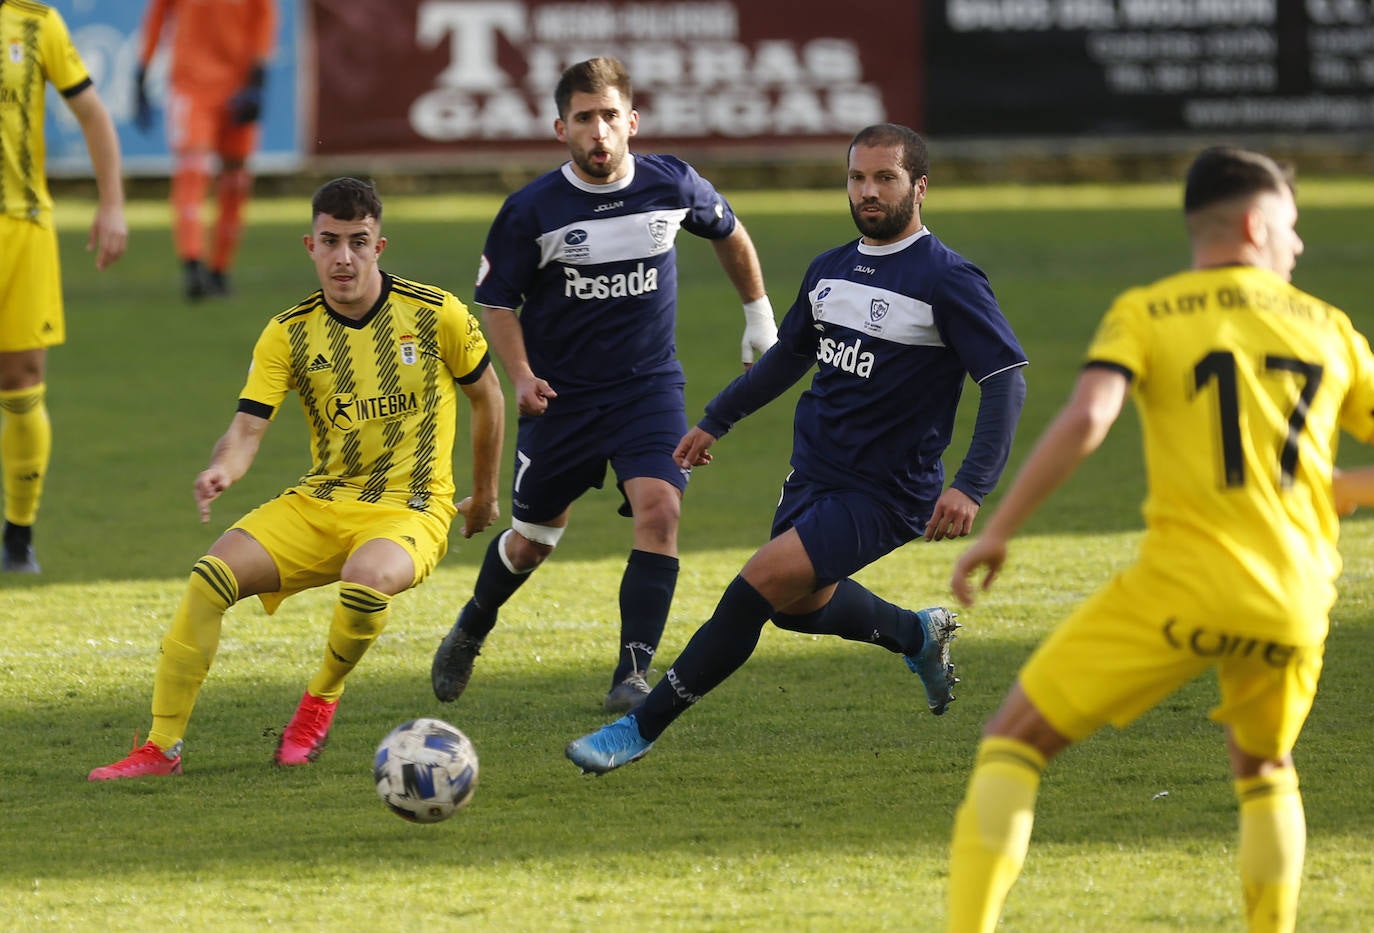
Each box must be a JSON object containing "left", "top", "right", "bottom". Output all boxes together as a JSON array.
[{"left": 373, "top": 717, "right": 479, "bottom": 823}]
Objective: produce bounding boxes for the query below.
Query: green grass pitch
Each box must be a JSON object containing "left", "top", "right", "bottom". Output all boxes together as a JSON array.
[{"left": 3, "top": 181, "right": 1372, "bottom": 930}]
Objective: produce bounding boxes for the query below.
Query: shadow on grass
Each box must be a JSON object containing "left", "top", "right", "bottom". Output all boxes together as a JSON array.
[{"left": 5, "top": 626, "right": 1369, "bottom": 887}]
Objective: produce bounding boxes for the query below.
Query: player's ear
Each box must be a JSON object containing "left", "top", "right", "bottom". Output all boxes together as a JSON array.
[
  {"left": 626, "top": 108, "right": 639, "bottom": 137},
  {"left": 554, "top": 117, "right": 567, "bottom": 142},
  {"left": 1243, "top": 202, "right": 1267, "bottom": 248},
  {"left": 375, "top": 236, "right": 387, "bottom": 257},
  {"left": 303, "top": 234, "right": 314, "bottom": 255}
]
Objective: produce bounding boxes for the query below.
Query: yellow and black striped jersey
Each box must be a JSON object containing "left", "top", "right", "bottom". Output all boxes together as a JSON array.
[
  {"left": 1087, "top": 264, "right": 1374, "bottom": 644},
  {"left": 239, "top": 272, "right": 491, "bottom": 515},
  {"left": 0, "top": 0, "right": 90, "bottom": 225}
]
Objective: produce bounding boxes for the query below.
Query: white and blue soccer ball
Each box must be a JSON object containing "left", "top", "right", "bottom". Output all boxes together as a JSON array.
[{"left": 373, "top": 717, "right": 479, "bottom": 823}]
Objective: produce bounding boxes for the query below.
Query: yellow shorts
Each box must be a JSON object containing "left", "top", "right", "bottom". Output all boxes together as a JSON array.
[
  {"left": 1020, "top": 572, "right": 1325, "bottom": 760},
  {"left": 0, "top": 215, "right": 65, "bottom": 351},
  {"left": 231, "top": 490, "right": 451, "bottom": 615}
]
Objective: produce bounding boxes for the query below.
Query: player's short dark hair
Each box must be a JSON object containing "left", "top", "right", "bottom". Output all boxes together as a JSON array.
[
  {"left": 849, "top": 124, "right": 929, "bottom": 181},
  {"left": 311, "top": 177, "right": 383, "bottom": 223},
  {"left": 1184, "top": 147, "right": 1293, "bottom": 215},
  {"left": 555, "top": 57, "right": 633, "bottom": 119}
]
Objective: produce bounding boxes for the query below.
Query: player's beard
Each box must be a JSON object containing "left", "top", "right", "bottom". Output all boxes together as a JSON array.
[
  {"left": 571, "top": 144, "right": 624, "bottom": 180},
  {"left": 849, "top": 184, "right": 917, "bottom": 241}
]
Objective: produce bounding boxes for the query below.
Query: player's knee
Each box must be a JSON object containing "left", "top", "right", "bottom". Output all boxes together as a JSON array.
[
  {"left": 342, "top": 564, "right": 410, "bottom": 595},
  {"left": 631, "top": 496, "right": 680, "bottom": 543},
  {"left": 504, "top": 525, "right": 554, "bottom": 571}
]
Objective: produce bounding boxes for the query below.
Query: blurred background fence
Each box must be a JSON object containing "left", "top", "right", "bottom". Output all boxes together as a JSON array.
[{"left": 46, "top": 0, "right": 1374, "bottom": 193}]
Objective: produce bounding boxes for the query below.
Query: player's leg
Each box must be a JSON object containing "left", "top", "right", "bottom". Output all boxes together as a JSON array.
[
  {"left": 280, "top": 505, "right": 446, "bottom": 766},
  {"left": 946, "top": 685, "right": 1065, "bottom": 933},
  {"left": 0, "top": 217, "right": 63, "bottom": 573},
  {"left": 433, "top": 411, "right": 597, "bottom": 701},
  {"left": 166, "top": 89, "right": 218, "bottom": 300},
  {"left": 948, "top": 580, "right": 1205, "bottom": 931},
  {"left": 768, "top": 484, "right": 959, "bottom": 713},
  {"left": 208, "top": 120, "right": 259, "bottom": 295},
  {"left": 1218, "top": 640, "right": 1323, "bottom": 933},
  {"left": 605, "top": 475, "right": 682, "bottom": 710},
  {"left": 565, "top": 528, "right": 816, "bottom": 774},
  {"left": 602, "top": 389, "right": 690, "bottom": 710},
  {"left": 0, "top": 350, "right": 48, "bottom": 573},
  {"left": 88, "top": 527, "right": 278, "bottom": 781}
]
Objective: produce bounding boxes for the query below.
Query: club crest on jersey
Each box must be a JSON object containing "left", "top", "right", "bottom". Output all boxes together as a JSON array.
[
  {"left": 869, "top": 298, "right": 890, "bottom": 322},
  {"left": 399, "top": 334, "right": 417, "bottom": 365},
  {"left": 647, "top": 218, "right": 670, "bottom": 247},
  {"left": 8, "top": 42, "right": 22, "bottom": 65}
]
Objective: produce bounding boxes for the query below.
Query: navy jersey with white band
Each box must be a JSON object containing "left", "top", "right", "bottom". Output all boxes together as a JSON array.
[
  {"left": 475, "top": 154, "right": 736, "bottom": 409},
  {"left": 779, "top": 227, "right": 1026, "bottom": 514}
]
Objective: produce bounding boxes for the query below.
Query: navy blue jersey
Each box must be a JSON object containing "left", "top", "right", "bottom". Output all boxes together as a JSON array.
[
  {"left": 475, "top": 154, "right": 737, "bottom": 409},
  {"left": 779, "top": 228, "right": 1026, "bottom": 515}
]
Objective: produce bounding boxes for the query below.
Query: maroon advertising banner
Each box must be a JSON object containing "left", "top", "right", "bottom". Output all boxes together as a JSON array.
[{"left": 308, "top": 0, "right": 922, "bottom": 160}]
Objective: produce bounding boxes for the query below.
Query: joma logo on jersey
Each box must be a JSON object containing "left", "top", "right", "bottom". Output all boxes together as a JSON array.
[
  {"left": 326, "top": 391, "right": 420, "bottom": 430},
  {"left": 817, "top": 336, "right": 875, "bottom": 377},
  {"left": 563, "top": 263, "right": 659, "bottom": 300}
]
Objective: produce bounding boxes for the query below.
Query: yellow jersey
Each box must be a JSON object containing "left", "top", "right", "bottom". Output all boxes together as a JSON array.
[
  {"left": 0, "top": 0, "right": 89, "bottom": 225},
  {"left": 239, "top": 273, "right": 491, "bottom": 516},
  {"left": 1088, "top": 264, "right": 1374, "bottom": 644}
]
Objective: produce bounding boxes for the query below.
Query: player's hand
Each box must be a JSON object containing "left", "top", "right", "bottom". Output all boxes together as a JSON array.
[
  {"left": 228, "top": 65, "right": 266, "bottom": 125},
  {"left": 951, "top": 535, "right": 1008, "bottom": 607},
  {"left": 195, "top": 467, "right": 232, "bottom": 524},
  {"left": 88, "top": 204, "right": 128, "bottom": 271},
  {"left": 674, "top": 427, "right": 717, "bottom": 470},
  {"left": 924, "top": 486, "right": 979, "bottom": 541},
  {"left": 456, "top": 495, "right": 499, "bottom": 538},
  {"left": 133, "top": 66, "right": 153, "bottom": 134},
  {"left": 741, "top": 296, "right": 778, "bottom": 367},
  {"left": 514, "top": 376, "right": 557, "bottom": 417}
]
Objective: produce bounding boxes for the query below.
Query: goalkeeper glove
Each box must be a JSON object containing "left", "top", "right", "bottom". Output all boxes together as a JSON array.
[
  {"left": 134, "top": 66, "right": 153, "bottom": 133},
  {"left": 741, "top": 296, "right": 778, "bottom": 365},
  {"left": 228, "top": 64, "right": 266, "bottom": 125}
]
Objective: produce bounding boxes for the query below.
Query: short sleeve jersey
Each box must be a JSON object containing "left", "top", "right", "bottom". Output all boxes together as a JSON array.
[
  {"left": 1087, "top": 264, "right": 1374, "bottom": 644},
  {"left": 238, "top": 273, "right": 491, "bottom": 515},
  {"left": 778, "top": 227, "right": 1026, "bottom": 518},
  {"left": 475, "top": 153, "right": 736, "bottom": 409},
  {"left": 0, "top": 0, "right": 91, "bottom": 225}
]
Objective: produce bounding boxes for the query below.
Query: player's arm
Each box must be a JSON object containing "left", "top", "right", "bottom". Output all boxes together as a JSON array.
[
  {"left": 1332, "top": 466, "right": 1374, "bottom": 516},
  {"left": 711, "top": 221, "right": 777, "bottom": 367},
  {"left": 63, "top": 86, "right": 127, "bottom": 270},
  {"left": 195, "top": 412, "right": 271, "bottom": 523},
  {"left": 133, "top": 0, "right": 171, "bottom": 132},
  {"left": 675, "top": 339, "right": 815, "bottom": 470},
  {"left": 951, "top": 364, "right": 1128, "bottom": 606},
  {"left": 456, "top": 365, "right": 504, "bottom": 538},
  {"left": 480, "top": 305, "right": 557, "bottom": 416},
  {"left": 926, "top": 366, "right": 1028, "bottom": 542}
]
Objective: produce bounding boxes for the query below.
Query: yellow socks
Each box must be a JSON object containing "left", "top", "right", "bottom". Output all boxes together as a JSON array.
[
  {"left": 947, "top": 736, "right": 1047, "bottom": 933},
  {"left": 1237, "top": 768, "right": 1304, "bottom": 933},
  {"left": 0, "top": 384, "right": 50, "bottom": 526},
  {"left": 307, "top": 582, "right": 391, "bottom": 702},
  {"left": 149, "top": 556, "right": 239, "bottom": 749}
]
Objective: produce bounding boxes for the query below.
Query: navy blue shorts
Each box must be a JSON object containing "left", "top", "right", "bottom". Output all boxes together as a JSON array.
[
  {"left": 770, "top": 472, "right": 928, "bottom": 588},
  {"left": 510, "top": 383, "right": 689, "bottom": 524}
]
